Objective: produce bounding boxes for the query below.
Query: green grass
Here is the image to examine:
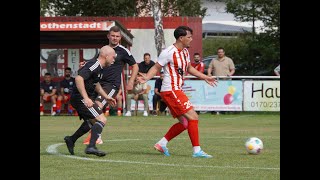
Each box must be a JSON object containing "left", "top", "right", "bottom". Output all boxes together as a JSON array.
[{"left": 40, "top": 113, "right": 280, "bottom": 180}]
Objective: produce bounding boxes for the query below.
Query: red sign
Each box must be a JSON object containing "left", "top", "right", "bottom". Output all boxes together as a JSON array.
[{"left": 40, "top": 21, "right": 115, "bottom": 31}]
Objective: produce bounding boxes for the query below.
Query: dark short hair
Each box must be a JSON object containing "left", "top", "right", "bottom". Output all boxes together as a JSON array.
[
  {"left": 65, "top": 67, "right": 71, "bottom": 71},
  {"left": 45, "top": 72, "right": 51, "bottom": 76},
  {"left": 144, "top": 53, "right": 151, "bottom": 58},
  {"left": 194, "top": 53, "right": 200, "bottom": 56},
  {"left": 174, "top": 26, "right": 193, "bottom": 40},
  {"left": 109, "top": 26, "right": 120, "bottom": 33},
  {"left": 217, "top": 47, "right": 224, "bottom": 52}
]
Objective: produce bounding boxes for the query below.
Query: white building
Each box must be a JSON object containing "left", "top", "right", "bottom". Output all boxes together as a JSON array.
[{"left": 201, "top": 0, "right": 265, "bottom": 34}]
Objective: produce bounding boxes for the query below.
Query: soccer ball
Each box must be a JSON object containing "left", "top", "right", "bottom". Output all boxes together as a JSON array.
[{"left": 245, "top": 137, "right": 263, "bottom": 154}]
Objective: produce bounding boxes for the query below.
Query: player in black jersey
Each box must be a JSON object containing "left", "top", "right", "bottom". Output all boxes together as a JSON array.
[
  {"left": 64, "top": 45, "right": 117, "bottom": 157},
  {"left": 95, "top": 26, "right": 138, "bottom": 110},
  {"left": 83, "top": 26, "right": 139, "bottom": 144}
]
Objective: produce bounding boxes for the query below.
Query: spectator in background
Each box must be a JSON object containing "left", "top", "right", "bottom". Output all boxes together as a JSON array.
[
  {"left": 191, "top": 53, "right": 205, "bottom": 74},
  {"left": 274, "top": 64, "right": 280, "bottom": 76},
  {"left": 40, "top": 72, "right": 58, "bottom": 116},
  {"left": 207, "top": 47, "right": 235, "bottom": 115},
  {"left": 207, "top": 47, "right": 235, "bottom": 79},
  {"left": 138, "top": 53, "right": 155, "bottom": 74},
  {"left": 56, "top": 67, "right": 76, "bottom": 115},
  {"left": 125, "top": 76, "right": 149, "bottom": 117},
  {"left": 151, "top": 71, "right": 167, "bottom": 116}
]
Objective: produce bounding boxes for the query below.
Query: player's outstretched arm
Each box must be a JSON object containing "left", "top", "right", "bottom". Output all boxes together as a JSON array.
[
  {"left": 137, "top": 63, "right": 162, "bottom": 83},
  {"left": 187, "top": 65, "right": 218, "bottom": 87},
  {"left": 127, "top": 64, "right": 139, "bottom": 91},
  {"left": 187, "top": 65, "right": 208, "bottom": 80}
]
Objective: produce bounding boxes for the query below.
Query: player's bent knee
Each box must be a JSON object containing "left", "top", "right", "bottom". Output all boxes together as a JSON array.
[
  {"left": 189, "top": 113, "right": 199, "bottom": 120},
  {"left": 182, "top": 119, "right": 188, "bottom": 129},
  {"left": 95, "top": 101, "right": 103, "bottom": 109},
  {"left": 96, "top": 114, "right": 107, "bottom": 124}
]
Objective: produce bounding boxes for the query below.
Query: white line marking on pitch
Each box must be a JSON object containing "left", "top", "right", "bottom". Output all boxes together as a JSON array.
[
  {"left": 225, "top": 115, "right": 255, "bottom": 120},
  {"left": 46, "top": 143, "right": 279, "bottom": 171}
]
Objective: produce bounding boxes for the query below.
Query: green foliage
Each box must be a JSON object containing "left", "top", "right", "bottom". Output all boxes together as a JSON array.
[
  {"left": 162, "top": 0, "right": 207, "bottom": 17},
  {"left": 225, "top": 0, "right": 280, "bottom": 35},
  {"left": 42, "top": 0, "right": 207, "bottom": 17},
  {"left": 40, "top": 0, "right": 49, "bottom": 16},
  {"left": 203, "top": 37, "right": 248, "bottom": 59},
  {"left": 46, "top": 0, "right": 138, "bottom": 16},
  {"left": 202, "top": 0, "right": 280, "bottom": 76},
  {"left": 203, "top": 34, "right": 279, "bottom": 75}
]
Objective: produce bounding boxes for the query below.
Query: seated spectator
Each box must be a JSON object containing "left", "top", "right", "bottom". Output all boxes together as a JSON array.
[
  {"left": 40, "top": 72, "right": 58, "bottom": 116},
  {"left": 125, "top": 76, "right": 149, "bottom": 117},
  {"left": 138, "top": 53, "right": 155, "bottom": 74},
  {"left": 151, "top": 71, "right": 167, "bottom": 115},
  {"left": 274, "top": 64, "right": 280, "bottom": 76},
  {"left": 56, "top": 67, "right": 76, "bottom": 115}
]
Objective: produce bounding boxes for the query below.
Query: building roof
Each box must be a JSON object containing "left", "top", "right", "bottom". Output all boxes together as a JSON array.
[{"left": 202, "top": 23, "right": 251, "bottom": 33}]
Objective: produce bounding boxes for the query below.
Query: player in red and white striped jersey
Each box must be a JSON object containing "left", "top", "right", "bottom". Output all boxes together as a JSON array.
[{"left": 138, "top": 26, "right": 218, "bottom": 158}]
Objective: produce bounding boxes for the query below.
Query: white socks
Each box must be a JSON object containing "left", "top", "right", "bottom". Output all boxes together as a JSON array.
[
  {"left": 157, "top": 138, "right": 201, "bottom": 153},
  {"left": 193, "top": 146, "right": 201, "bottom": 153},
  {"left": 157, "top": 137, "right": 168, "bottom": 147}
]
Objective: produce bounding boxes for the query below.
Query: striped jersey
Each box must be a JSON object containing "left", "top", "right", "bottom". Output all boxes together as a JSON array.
[
  {"left": 157, "top": 44, "right": 190, "bottom": 92},
  {"left": 71, "top": 59, "right": 103, "bottom": 99}
]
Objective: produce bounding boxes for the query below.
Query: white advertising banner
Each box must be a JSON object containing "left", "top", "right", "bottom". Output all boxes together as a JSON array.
[
  {"left": 131, "top": 80, "right": 243, "bottom": 111},
  {"left": 243, "top": 81, "right": 280, "bottom": 111}
]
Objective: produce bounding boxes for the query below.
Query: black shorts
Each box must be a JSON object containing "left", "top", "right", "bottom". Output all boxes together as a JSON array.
[
  {"left": 70, "top": 97, "right": 103, "bottom": 120},
  {"left": 95, "top": 84, "right": 119, "bottom": 107}
]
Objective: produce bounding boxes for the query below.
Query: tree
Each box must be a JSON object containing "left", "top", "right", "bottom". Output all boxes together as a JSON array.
[
  {"left": 161, "top": 0, "right": 207, "bottom": 17},
  {"left": 42, "top": 0, "right": 207, "bottom": 17},
  {"left": 137, "top": 0, "right": 207, "bottom": 17},
  {"left": 224, "top": 0, "right": 280, "bottom": 35},
  {"left": 45, "top": 0, "right": 138, "bottom": 16},
  {"left": 150, "top": 0, "right": 166, "bottom": 56},
  {"left": 138, "top": 0, "right": 207, "bottom": 56},
  {"left": 212, "top": 0, "right": 280, "bottom": 75},
  {"left": 40, "top": 0, "right": 52, "bottom": 16},
  {"left": 40, "top": 0, "right": 47, "bottom": 16}
]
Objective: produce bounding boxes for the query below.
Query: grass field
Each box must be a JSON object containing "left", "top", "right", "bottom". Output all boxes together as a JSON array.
[{"left": 40, "top": 112, "right": 280, "bottom": 180}]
